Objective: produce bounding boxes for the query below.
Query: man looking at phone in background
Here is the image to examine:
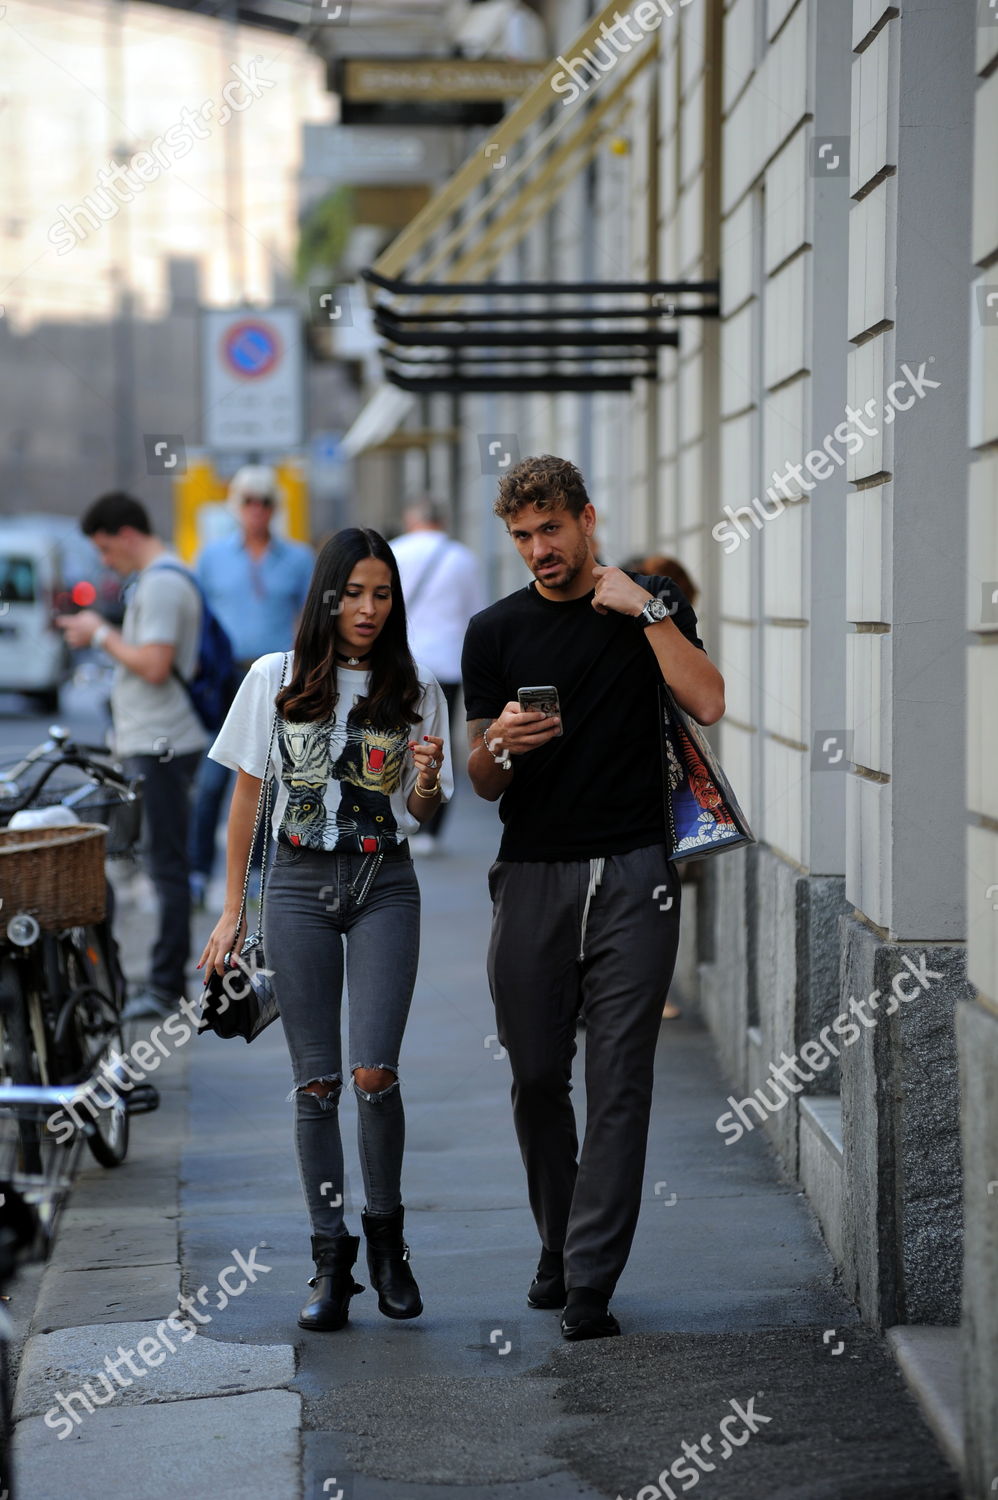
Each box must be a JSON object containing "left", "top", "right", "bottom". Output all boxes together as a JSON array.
[
  {"left": 462, "top": 455, "right": 725, "bottom": 1339},
  {"left": 57, "top": 492, "right": 209, "bottom": 1020}
]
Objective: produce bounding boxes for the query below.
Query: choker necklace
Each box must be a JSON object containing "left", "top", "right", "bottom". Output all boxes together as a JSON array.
[{"left": 335, "top": 648, "right": 372, "bottom": 667}]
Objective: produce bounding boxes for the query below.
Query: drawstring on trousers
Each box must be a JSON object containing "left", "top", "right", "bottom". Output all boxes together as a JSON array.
[{"left": 578, "top": 857, "right": 605, "bottom": 961}]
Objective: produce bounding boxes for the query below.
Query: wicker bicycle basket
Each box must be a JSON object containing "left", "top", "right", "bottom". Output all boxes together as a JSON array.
[{"left": 0, "top": 824, "right": 107, "bottom": 938}]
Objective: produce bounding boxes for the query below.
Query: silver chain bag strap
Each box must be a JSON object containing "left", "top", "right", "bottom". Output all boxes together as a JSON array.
[{"left": 198, "top": 653, "right": 288, "bottom": 1043}]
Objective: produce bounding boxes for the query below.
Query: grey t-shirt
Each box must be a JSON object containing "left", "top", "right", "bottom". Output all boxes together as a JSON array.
[{"left": 111, "top": 555, "right": 209, "bottom": 759}]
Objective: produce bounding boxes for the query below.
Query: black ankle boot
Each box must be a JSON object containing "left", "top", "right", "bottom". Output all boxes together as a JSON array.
[
  {"left": 361, "top": 1206, "right": 423, "bottom": 1319},
  {"left": 298, "top": 1233, "right": 365, "bottom": 1332},
  {"left": 527, "top": 1247, "right": 566, "bottom": 1309}
]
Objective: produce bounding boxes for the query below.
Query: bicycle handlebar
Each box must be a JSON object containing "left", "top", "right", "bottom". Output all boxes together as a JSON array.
[
  {"left": 0, "top": 735, "right": 136, "bottom": 818},
  {"left": 1, "top": 729, "right": 111, "bottom": 784}
]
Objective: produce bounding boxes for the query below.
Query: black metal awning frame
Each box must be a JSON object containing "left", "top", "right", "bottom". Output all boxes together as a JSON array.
[{"left": 361, "top": 270, "right": 721, "bottom": 395}]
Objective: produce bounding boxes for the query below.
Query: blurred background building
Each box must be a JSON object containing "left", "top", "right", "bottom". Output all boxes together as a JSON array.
[{"left": 0, "top": 0, "right": 995, "bottom": 1494}]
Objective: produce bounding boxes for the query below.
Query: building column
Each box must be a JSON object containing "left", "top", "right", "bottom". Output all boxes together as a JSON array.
[
  {"left": 960, "top": 7, "right": 998, "bottom": 1495},
  {"left": 839, "top": 0, "right": 975, "bottom": 1330}
]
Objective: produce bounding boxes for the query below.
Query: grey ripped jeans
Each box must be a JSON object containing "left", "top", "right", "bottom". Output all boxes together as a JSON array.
[{"left": 262, "top": 841, "right": 420, "bottom": 1239}]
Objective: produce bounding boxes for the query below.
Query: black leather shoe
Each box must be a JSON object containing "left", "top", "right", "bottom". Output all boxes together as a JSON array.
[
  {"left": 527, "top": 1248, "right": 566, "bottom": 1309},
  {"left": 298, "top": 1233, "right": 365, "bottom": 1332},
  {"left": 560, "top": 1287, "right": 621, "bottom": 1340},
  {"left": 361, "top": 1206, "right": 423, "bottom": 1319}
]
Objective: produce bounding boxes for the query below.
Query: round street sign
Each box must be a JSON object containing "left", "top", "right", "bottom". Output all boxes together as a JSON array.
[
  {"left": 202, "top": 306, "right": 302, "bottom": 451},
  {"left": 222, "top": 319, "right": 282, "bottom": 379}
]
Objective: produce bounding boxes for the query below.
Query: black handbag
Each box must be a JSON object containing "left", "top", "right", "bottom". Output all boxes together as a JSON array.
[
  {"left": 198, "top": 654, "right": 287, "bottom": 1043},
  {"left": 659, "top": 679, "right": 754, "bottom": 862}
]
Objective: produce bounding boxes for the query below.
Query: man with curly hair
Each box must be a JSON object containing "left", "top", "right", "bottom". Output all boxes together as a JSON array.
[{"left": 462, "top": 455, "right": 725, "bottom": 1339}]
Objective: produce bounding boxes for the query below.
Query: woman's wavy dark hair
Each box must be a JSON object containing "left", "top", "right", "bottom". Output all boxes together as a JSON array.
[{"left": 275, "top": 528, "right": 421, "bottom": 728}]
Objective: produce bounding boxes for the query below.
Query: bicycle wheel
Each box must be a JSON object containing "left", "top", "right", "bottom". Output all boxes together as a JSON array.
[
  {"left": 51, "top": 929, "right": 129, "bottom": 1168},
  {"left": 0, "top": 954, "right": 43, "bottom": 1177}
]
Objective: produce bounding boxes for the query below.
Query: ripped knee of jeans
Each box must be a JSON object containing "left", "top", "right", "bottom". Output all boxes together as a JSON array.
[
  {"left": 352, "top": 1065, "right": 399, "bottom": 1102},
  {"left": 288, "top": 1073, "right": 343, "bottom": 1110}
]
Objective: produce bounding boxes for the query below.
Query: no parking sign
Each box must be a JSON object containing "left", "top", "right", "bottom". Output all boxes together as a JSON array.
[{"left": 202, "top": 307, "right": 303, "bottom": 452}]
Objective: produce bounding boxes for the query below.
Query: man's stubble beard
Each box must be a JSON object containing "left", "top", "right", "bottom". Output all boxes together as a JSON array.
[{"left": 536, "top": 539, "right": 591, "bottom": 592}]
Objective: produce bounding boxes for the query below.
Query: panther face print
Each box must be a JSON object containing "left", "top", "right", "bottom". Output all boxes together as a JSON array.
[{"left": 335, "top": 782, "right": 401, "bottom": 853}]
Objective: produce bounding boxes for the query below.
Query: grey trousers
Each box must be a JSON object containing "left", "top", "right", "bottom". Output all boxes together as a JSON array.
[{"left": 487, "top": 843, "right": 682, "bottom": 1296}]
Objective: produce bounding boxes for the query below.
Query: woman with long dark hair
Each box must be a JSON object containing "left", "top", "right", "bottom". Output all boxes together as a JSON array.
[{"left": 198, "top": 527, "right": 452, "bottom": 1331}]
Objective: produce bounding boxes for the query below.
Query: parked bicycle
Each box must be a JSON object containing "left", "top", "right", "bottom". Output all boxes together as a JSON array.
[
  {"left": 0, "top": 725, "right": 160, "bottom": 1175},
  {"left": 0, "top": 726, "right": 161, "bottom": 1498}
]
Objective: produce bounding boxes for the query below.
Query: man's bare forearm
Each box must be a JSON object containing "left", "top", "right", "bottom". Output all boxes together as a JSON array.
[
  {"left": 643, "top": 618, "right": 725, "bottom": 725},
  {"left": 467, "top": 718, "right": 511, "bottom": 802}
]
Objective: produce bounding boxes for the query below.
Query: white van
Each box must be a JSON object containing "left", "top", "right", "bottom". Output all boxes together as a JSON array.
[{"left": 0, "top": 524, "right": 73, "bottom": 712}]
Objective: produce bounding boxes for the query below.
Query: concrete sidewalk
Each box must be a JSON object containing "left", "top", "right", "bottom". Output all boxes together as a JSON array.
[{"left": 11, "top": 795, "right": 962, "bottom": 1499}]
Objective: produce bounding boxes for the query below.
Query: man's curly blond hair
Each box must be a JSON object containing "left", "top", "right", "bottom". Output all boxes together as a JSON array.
[{"left": 494, "top": 454, "right": 590, "bottom": 521}]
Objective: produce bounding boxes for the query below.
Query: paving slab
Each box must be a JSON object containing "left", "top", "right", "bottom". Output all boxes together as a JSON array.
[
  {"left": 61, "top": 1159, "right": 181, "bottom": 1213},
  {"left": 44, "top": 1207, "right": 178, "bottom": 1271},
  {"left": 31, "top": 1260, "right": 181, "bottom": 1330},
  {"left": 13, "top": 1388, "right": 301, "bottom": 1500},
  {"left": 15, "top": 1320, "right": 295, "bottom": 1418}
]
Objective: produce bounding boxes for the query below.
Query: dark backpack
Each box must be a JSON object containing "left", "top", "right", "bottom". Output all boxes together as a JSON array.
[{"left": 153, "top": 560, "right": 239, "bottom": 732}]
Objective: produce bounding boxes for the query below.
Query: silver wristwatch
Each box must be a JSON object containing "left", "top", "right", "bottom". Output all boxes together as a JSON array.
[{"left": 637, "top": 596, "right": 669, "bottom": 627}]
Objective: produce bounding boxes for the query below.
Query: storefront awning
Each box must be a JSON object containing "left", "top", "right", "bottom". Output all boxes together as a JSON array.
[
  {"left": 370, "top": 0, "right": 655, "bottom": 289},
  {"left": 362, "top": 0, "right": 719, "bottom": 394},
  {"left": 338, "top": 384, "right": 415, "bottom": 457}
]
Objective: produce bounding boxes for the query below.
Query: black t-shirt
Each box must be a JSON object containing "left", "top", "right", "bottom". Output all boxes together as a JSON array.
[{"left": 461, "top": 573, "right": 706, "bottom": 861}]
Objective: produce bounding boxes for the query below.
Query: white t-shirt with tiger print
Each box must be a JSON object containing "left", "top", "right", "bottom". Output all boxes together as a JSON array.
[{"left": 209, "top": 651, "right": 453, "bottom": 853}]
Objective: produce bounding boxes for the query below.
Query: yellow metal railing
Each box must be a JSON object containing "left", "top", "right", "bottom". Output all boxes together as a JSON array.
[{"left": 370, "top": 0, "right": 662, "bottom": 287}]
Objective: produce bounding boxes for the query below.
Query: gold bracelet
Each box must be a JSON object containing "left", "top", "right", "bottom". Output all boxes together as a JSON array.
[{"left": 414, "top": 777, "right": 441, "bottom": 798}]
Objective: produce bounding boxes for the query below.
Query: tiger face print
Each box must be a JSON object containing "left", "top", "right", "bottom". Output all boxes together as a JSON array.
[
  {"left": 282, "top": 781, "right": 331, "bottom": 848},
  {"left": 334, "top": 722, "right": 408, "bottom": 794}
]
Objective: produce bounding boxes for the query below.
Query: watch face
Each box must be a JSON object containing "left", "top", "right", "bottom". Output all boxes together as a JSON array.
[{"left": 644, "top": 597, "right": 668, "bottom": 622}]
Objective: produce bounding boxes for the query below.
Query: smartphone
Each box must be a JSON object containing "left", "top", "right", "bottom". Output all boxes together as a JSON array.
[{"left": 517, "top": 685, "right": 563, "bottom": 735}]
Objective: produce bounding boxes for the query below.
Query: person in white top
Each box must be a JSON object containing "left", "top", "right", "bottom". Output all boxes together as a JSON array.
[
  {"left": 199, "top": 527, "right": 452, "bottom": 1334},
  {"left": 389, "top": 497, "right": 484, "bottom": 848}
]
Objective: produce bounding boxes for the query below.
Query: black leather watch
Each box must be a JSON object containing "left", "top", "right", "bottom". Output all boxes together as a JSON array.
[{"left": 637, "top": 596, "right": 670, "bottom": 627}]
